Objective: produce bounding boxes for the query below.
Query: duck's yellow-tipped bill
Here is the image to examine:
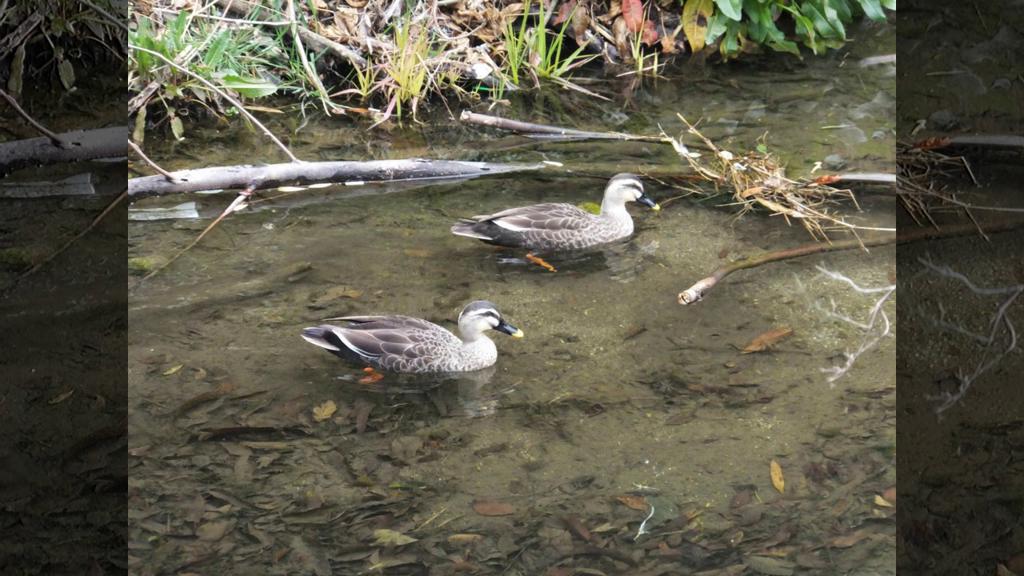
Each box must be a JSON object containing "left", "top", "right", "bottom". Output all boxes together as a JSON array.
[
  {"left": 651, "top": 203, "right": 662, "bottom": 212},
  {"left": 511, "top": 328, "right": 525, "bottom": 338}
]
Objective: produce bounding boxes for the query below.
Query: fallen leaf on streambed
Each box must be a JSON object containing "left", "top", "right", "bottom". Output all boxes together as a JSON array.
[
  {"left": 372, "top": 528, "right": 418, "bottom": 547},
  {"left": 447, "top": 533, "right": 484, "bottom": 546},
  {"left": 997, "top": 564, "right": 1018, "bottom": 576},
  {"left": 472, "top": 499, "right": 515, "bottom": 516},
  {"left": 874, "top": 494, "right": 893, "bottom": 508},
  {"left": 616, "top": 495, "right": 650, "bottom": 511},
  {"left": 196, "top": 520, "right": 231, "bottom": 541},
  {"left": 742, "top": 327, "right": 794, "bottom": 354},
  {"left": 828, "top": 528, "right": 871, "bottom": 548},
  {"left": 882, "top": 486, "right": 896, "bottom": 504},
  {"left": 162, "top": 364, "right": 184, "bottom": 376},
  {"left": 312, "top": 400, "right": 337, "bottom": 422},
  {"left": 770, "top": 459, "right": 785, "bottom": 494},
  {"left": 1006, "top": 553, "right": 1024, "bottom": 573},
  {"left": 48, "top": 388, "right": 75, "bottom": 405}
]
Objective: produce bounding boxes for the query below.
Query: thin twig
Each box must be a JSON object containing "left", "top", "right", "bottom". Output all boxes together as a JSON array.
[
  {"left": 15, "top": 189, "right": 128, "bottom": 282},
  {"left": 142, "top": 184, "right": 257, "bottom": 281},
  {"left": 0, "top": 88, "right": 71, "bottom": 148},
  {"left": 78, "top": 0, "right": 130, "bottom": 31},
  {"left": 128, "top": 140, "right": 181, "bottom": 182},
  {"left": 128, "top": 44, "right": 301, "bottom": 163}
]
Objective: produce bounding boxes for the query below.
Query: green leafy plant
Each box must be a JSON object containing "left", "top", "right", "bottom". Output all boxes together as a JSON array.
[
  {"left": 501, "top": 0, "right": 596, "bottom": 87},
  {"left": 529, "top": 0, "right": 595, "bottom": 80},
  {"left": 383, "top": 19, "right": 432, "bottom": 118},
  {"left": 701, "top": 0, "right": 895, "bottom": 59},
  {"left": 502, "top": 4, "right": 531, "bottom": 86},
  {"left": 130, "top": 12, "right": 280, "bottom": 102}
]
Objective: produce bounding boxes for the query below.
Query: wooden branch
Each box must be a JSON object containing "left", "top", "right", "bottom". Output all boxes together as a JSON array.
[
  {"left": 128, "top": 159, "right": 548, "bottom": 199},
  {"left": 460, "top": 110, "right": 670, "bottom": 143},
  {"left": 678, "top": 216, "right": 1024, "bottom": 305},
  {"left": 296, "top": 27, "right": 367, "bottom": 68},
  {"left": 915, "top": 134, "right": 1024, "bottom": 151},
  {"left": 0, "top": 12, "right": 42, "bottom": 60},
  {"left": 128, "top": 140, "right": 180, "bottom": 182},
  {"left": 814, "top": 172, "right": 897, "bottom": 186},
  {"left": 678, "top": 236, "right": 896, "bottom": 305},
  {"left": 0, "top": 126, "right": 128, "bottom": 174}
]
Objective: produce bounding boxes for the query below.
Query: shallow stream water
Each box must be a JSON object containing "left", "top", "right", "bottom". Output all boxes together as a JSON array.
[{"left": 127, "top": 19, "right": 897, "bottom": 575}]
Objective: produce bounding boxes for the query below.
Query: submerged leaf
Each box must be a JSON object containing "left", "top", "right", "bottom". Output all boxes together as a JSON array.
[
  {"left": 616, "top": 495, "right": 650, "bottom": 511},
  {"left": 741, "top": 327, "right": 793, "bottom": 354},
  {"left": 769, "top": 459, "right": 785, "bottom": 493},
  {"left": 372, "top": 528, "right": 418, "bottom": 546},
  {"left": 472, "top": 499, "right": 515, "bottom": 516},
  {"left": 313, "top": 400, "right": 337, "bottom": 422}
]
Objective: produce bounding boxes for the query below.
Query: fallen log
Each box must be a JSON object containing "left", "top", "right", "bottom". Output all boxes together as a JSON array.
[
  {"left": 0, "top": 126, "right": 128, "bottom": 174},
  {"left": 460, "top": 110, "right": 670, "bottom": 144},
  {"left": 127, "top": 158, "right": 548, "bottom": 199}
]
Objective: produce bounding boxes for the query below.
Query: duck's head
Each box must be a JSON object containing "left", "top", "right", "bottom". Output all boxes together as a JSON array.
[
  {"left": 603, "top": 173, "right": 660, "bottom": 211},
  {"left": 458, "top": 300, "right": 524, "bottom": 340}
]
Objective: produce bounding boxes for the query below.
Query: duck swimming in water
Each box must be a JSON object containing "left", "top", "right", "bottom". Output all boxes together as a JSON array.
[
  {"left": 450, "top": 173, "right": 659, "bottom": 253},
  {"left": 301, "top": 300, "right": 522, "bottom": 373}
]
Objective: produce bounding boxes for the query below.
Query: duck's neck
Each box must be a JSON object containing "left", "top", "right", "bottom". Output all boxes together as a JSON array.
[
  {"left": 460, "top": 335, "right": 497, "bottom": 367},
  {"left": 600, "top": 199, "right": 632, "bottom": 225}
]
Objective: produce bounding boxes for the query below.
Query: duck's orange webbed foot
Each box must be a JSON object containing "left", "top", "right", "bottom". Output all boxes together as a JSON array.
[
  {"left": 526, "top": 252, "right": 557, "bottom": 272},
  {"left": 358, "top": 366, "right": 384, "bottom": 385}
]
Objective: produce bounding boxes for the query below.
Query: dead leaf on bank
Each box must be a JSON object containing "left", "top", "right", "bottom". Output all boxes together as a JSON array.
[
  {"left": 373, "top": 528, "right": 418, "bottom": 546},
  {"left": 472, "top": 499, "right": 514, "bottom": 516},
  {"left": 769, "top": 459, "right": 785, "bottom": 493},
  {"left": 616, "top": 495, "right": 650, "bottom": 511},
  {"left": 742, "top": 327, "right": 794, "bottom": 354},
  {"left": 681, "top": 0, "right": 713, "bottom": 52},
  {"left": 312, "top": 400, "right": 337, "bottom": 422},
  {"left": 553, "top": 0, "right": 576, "bottom": 25},
  {"left": 621, "top": 0, "right": 644, "bottom": 32},
  {"left": 48, "top": 388, "right": 75, "bottom": 405},
  {"left": 641, "top": 19, "right": 659, "bottom": 45}
]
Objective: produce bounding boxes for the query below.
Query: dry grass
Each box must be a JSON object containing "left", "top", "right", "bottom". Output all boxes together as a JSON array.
[
  {"left": 896, "top": 141, "right": 978, "bottom": 229},
  {"left": 664, "top": 115, "right": 893, "bottom": 246}
]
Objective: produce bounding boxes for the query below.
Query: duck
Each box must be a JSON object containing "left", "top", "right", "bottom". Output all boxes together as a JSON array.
[
  {"left": 301, "top": 300, "right": 523, "bottom": 373},
  {"left": 450, "top": 173, "right": 660, "bottom": 252}
]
